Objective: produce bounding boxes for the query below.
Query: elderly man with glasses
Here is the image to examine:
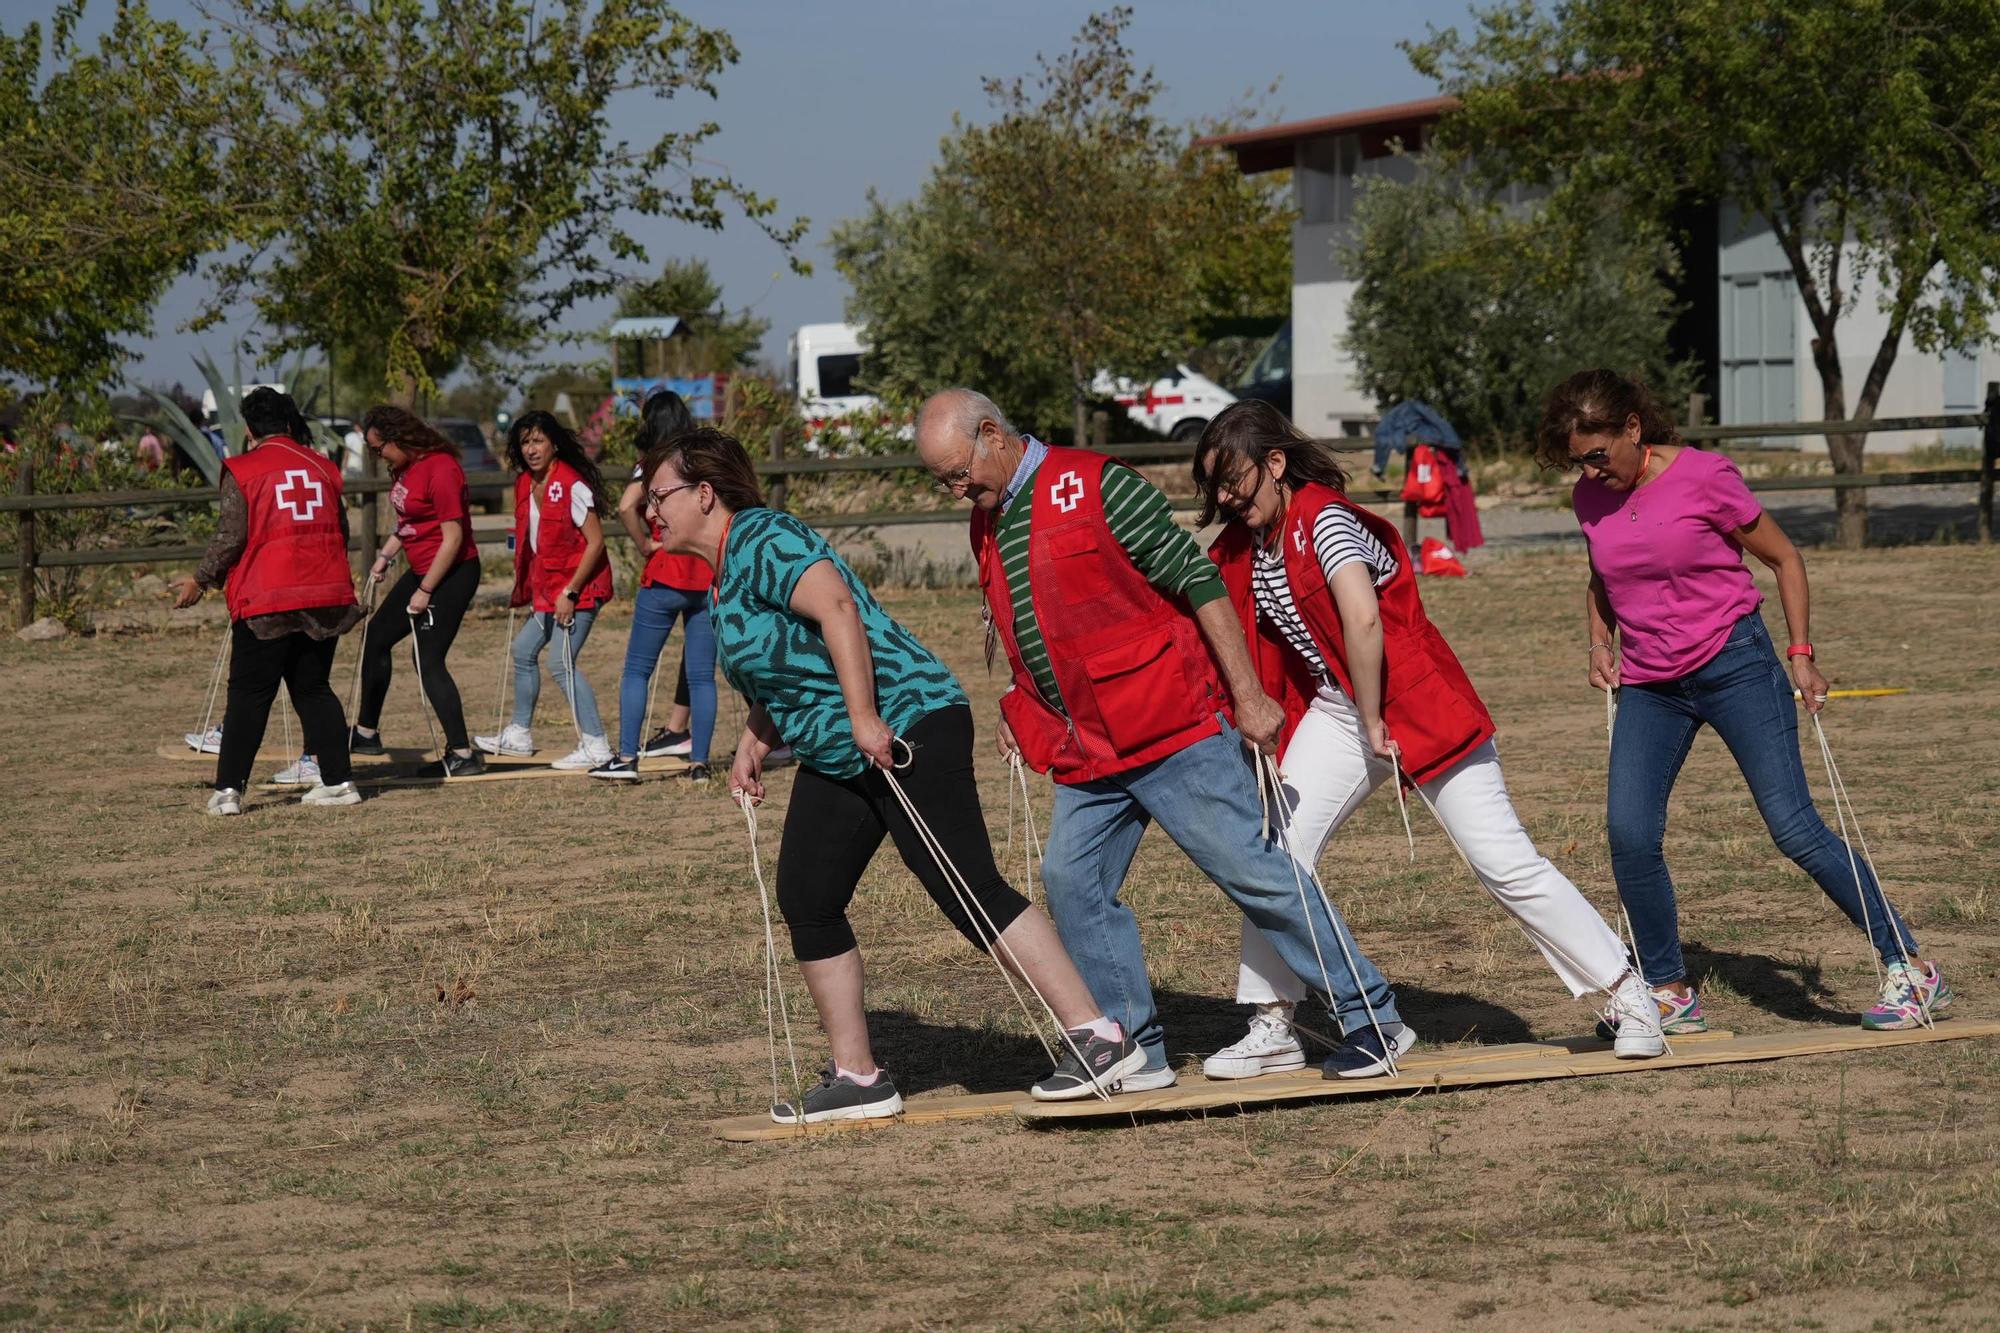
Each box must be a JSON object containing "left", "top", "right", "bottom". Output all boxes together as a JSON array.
[{"left": 914, "top": 389, "right": 1413, "bottom": 1084}]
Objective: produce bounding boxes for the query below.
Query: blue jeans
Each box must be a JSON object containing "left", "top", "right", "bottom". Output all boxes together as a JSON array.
[
  {"left": 617, "top": 584, "right": 716, "bottom": 762},
  {"left": 509, "top": 609, "right": 603, "bottom": 739},
  {"left": 1608, "top": 613, "right": 1918, "bottom": 986},
  {"left": 1041, "top": 719, "right": 1401, "bottom": 1068}
]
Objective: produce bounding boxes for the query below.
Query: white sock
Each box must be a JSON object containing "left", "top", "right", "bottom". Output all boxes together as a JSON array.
[
  {"left": 1078, "top": 1016, "right": 1121, "bottom": 1042},
  {"left": 835, "top": 1063, "right": 880, "bottom": 1086}
]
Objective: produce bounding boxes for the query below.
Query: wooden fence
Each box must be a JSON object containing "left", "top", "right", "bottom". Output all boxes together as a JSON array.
[{"left": 6, "top": 392, "right": 1998, "bottom": 630}]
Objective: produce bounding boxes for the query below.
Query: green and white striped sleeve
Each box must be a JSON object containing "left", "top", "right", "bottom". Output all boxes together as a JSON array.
[{"left": 1099, "top": 464, "right": 1226, "bottom": 609}]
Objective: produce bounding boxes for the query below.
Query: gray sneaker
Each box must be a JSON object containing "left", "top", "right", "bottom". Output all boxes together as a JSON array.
[
  {"left": 770, "top": 1064, "right": 904, "bottom": 1125},
  {"left": 1030, "top": 1028, "right": 1147, "bottom": 1101}
]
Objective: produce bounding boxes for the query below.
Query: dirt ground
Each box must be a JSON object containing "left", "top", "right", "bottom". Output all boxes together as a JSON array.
[{"left": 2, "top": 541, "right": 1997, "bottom": 1331}]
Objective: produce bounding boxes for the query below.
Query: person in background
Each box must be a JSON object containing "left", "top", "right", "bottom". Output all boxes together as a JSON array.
[
  {"left": 136, "top": 428, "right": 166, "bottom": 473},
  {"left": 168, "top": 388, "right": 363, "bottom": 814}
]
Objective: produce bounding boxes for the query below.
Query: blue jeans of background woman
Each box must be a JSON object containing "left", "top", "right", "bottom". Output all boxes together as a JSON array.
[
  {"left": 1606, "top": 613, "right": 1918, "bottom": 986},
  {"left": 616, "top": 583, "right": 716, "bottom": 763},
  {"left": 509, "top": 608, "right": 604, "bottom": 739}
]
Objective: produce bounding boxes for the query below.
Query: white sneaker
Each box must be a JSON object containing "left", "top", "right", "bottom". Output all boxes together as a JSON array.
[
  {"left": 185, "top": 725, "right": 222, "bottom": 754},
  {"left": 1203, "top": 1005, "right": 1307, "bottom": 1079},
  {"left": 1121, "top": 1062, "right": 1179, "bottom": 1092},
  {"left": 1606, "top": 973, "right": 1667, "bottom": 1058},
  {"left": 474, "top": 724, "right": 536, "bottom": 756},
  {"left": 551, "top": 735, "right": 613, "bottom": 771},
  {"left": 270, "top": 755, "right": 321, "bottom": 786},
  {"left": 206, "top": 788, "right": 242, "bottom": 816},
  {"left": 301, "top": 780, "right": 361, "bottom": 807}
]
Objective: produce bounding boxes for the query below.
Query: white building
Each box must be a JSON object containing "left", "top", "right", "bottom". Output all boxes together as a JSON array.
[{"left": 1198, "top": 98, "right": 1993, "bottom": 449}]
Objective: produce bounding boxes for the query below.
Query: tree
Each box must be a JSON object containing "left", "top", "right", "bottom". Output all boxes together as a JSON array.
[
  {"left": 200, "top": 0, "right": 805, "bottom": 407},
  {"left": 1344, "top": 166, "right": 1693, "bottom": 451},
  {"left": 832, "top": 8, "right": 1291, "bottom": 440},
  {"left": 0, "top": 1, "right": 229, "bottom": 396},
  {"left": 615, "top": 257, "right": 769, "bottom": 375},
  {"left": 1409, "top": 0, "right": 2000, "bottom": 546}
]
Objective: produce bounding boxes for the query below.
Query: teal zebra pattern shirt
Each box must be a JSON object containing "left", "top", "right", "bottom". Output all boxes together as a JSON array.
[{"left": 710, "top": 507, "right": 967, "bottom": 779}]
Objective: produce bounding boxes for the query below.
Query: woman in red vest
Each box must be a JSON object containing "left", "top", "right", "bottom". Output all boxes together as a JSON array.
[
  {"left": 475, "top": 411, "right": 614, "bottom": 770},
  {"left": 351, "top": 406, "right": 484, "bottom": 778},
  {"left": 170, "top": 387, "right": 363, "bottom": 814},
  {"left": 1196, "top": 401, "right": 1666, "bottom": 1074}
]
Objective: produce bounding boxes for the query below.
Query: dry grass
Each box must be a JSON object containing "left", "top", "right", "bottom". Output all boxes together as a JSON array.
[{"left": 1, "top": 543, "right": 1996, "bottom": 1330}]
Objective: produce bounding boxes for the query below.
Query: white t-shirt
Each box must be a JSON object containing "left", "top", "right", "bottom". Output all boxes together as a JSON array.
[
  {"left": 1251, "top": 505, "right": 1398, "bottom": 685},
  {"left": 528, "top": 481, "right": 593, "bottom": 553}
]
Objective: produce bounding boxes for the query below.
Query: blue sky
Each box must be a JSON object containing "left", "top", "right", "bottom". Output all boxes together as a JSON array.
[{"left": 57, "top": 0, "right": 1483, "bottom": 388}]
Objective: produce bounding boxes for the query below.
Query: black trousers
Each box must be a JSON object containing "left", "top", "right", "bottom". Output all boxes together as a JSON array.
[
  {"left": 357, "top": 560, "right": 479, "bottom": 749},
  {"left": 216, "top": 623, "right": 351, "bottom": 792},
  {"left": 776, "top": 705, "right": 1030, "bottom": 961}
]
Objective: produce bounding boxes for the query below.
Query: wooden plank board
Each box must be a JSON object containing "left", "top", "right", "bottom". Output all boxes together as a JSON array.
[
  {"left": 158, "top": 741, "right": 431, "bottom": 764},
  {"left": 707, "top": 1029, "right": 1743, "bottom": 1142},
  {"left": 358, "top": 754, "right": 691, "bottom": 788},
  {"left": 1017, "top": 1018, "right": 2000, "bottom": 1125}
]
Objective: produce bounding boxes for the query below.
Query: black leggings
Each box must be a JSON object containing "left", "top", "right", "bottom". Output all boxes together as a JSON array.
[
  {"left": 776, "top": 705, "right": 1029, "bottom": 962},
  {"left": 217, "top": 624, "right": 351, "bottom": 791},
  {"left": 357, "top": 561, "right": 479, "bottom": 749}
]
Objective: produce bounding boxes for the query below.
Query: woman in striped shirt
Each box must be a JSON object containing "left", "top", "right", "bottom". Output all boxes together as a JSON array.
[{"left": 1195, "top": 401, "right": 1664, "bottom": 1077}]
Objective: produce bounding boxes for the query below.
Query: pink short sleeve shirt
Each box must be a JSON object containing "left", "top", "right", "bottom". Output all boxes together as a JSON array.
[{"left": 1573, "top": 448, "right": 1764, "bottom": 683}]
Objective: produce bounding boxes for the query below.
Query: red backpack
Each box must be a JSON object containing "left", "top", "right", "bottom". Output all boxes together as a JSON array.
[{"left": 1400, "top": 443, "right": 1450, "bottom": 516}]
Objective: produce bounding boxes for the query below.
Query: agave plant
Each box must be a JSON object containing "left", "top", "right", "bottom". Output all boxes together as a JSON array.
[{"left": 137, "top": 349, "right": 344, "bottom": 485}]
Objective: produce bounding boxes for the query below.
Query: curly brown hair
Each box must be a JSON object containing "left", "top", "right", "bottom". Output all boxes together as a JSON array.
[
  {"left": 1535, "top": 369, "right": 1681, "bottom": 471},
  {"left": 359, "top": 404, "right": 459, "bottom": 460}
]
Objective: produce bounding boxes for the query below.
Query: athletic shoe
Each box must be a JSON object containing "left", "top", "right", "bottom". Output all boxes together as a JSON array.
[
  {"left": 185, "top": 725, "right": 222, "bottom": 754},
  {"left": 552, "top": 735, "right": 613, "bottom": 771},
  {"left": 1121, "top": 1062, "right": 1179, "bottom": 1092},
  {"left": 1203, "top": 1005, "right": 1307, "bottom": 1080},
  {"left": 347, "top": 726, "right": 387, "bottom": 756},
  {"left": 1604, "top": 974, "right": 1667, "bottom": 1058},
  {"left": 301, "top": 780, "right": 361, "bottom": 807},
  {"left": 1862, "top": 960, "right": 1956, "bottom": 1031},
  {"left": 639, "top": 727, "right": 692, "bottom": 758},
  {"left": 770, "top": 1065, "right": 904, "bottom": 1125},
  {"left": 205, "top": 788, "right": 243, "bottom": 817},
  {"left": 473, "top": 724, "right": 535, "bottom": 757},
  {"left": 433, "top": 749, "right": 486, "bottom": 779},
  {"left": 764, "top": 744, "right": 797, "bottom": 771},
  {"left": 588, "top": 755, "right": 641, "bottom": 781},
  {"left": 670, "top": 762, "right": 713, "bottom": 783},
  {"left": 1322, "top": 1022, "right": 1419, "bottom": 1079},
  {"left": 1030, "top": 1028, "right": 1147, "bottom": 1101},
  {"left": 1595, "top": 984, "right": 1707, "bottom": 1040},
  {"left": 270, "top": 755, "right": 320, "bottom": 786}
]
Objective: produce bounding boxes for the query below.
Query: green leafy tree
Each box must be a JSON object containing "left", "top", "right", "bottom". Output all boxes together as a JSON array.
[
  {"left": 0, "top": 1, "right": 228, "bottom": 396},
  {"left": 1344, "top": 166, "right": 1692, "bottom": 451},
  {"left": 201, "top": 0, "right": 806, "bottom": 407},
  {"left": 615, "top": 257, "right": 770, "bottom": 375},
  {"left": 1409, "top": 0, "right": 2000, "bottom": 546}
]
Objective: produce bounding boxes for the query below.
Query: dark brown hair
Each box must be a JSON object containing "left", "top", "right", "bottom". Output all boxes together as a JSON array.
[
  {"left": 636, "top": 425, "right": 765, "bottom": 513},
  {"left": 359, "top": 404, "right": 459, "bottom": 460},
  {"left": 1535, "top": 369, "right": 1682, "bottom": 471},
  {"left": 1191, "top": 400, "right": 1349, "bottom": 526},
  {"left": 505, "top": 410, "right": 606, "bottom": 513}
]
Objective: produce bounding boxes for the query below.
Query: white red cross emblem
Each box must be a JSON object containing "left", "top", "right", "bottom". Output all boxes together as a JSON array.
[
  {"left": 274, "top": 469, "right": 325, "bottom": 522},
  {"left": 547, "top": 479, "right": 565, "bottom": 504},
  {"left": 1293, "top": 521, "right": 1308, "bottom": 553},
  {"left": 1050, "top": 470, "right": 1084, "bottom": 512}
]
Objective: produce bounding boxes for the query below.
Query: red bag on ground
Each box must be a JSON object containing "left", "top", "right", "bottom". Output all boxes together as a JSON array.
[
  {"left": 1419, "top": 537, "right": 1468, "bottom": 577},
  {"left": 1401, "top": 443, "right": 1449, "bottom": 516}
]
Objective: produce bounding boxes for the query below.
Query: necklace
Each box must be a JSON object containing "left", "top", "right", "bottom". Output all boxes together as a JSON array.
[{"left": 1627, "top": 445, "right": 1655, "bottom": 522}]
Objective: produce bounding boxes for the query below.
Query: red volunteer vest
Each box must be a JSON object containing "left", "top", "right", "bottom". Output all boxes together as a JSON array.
[
  {"left": 511, "top": 460, "right": 614, "bottom": 612},
  {"left": 971, "top": 447, "right": 1226, "bottom": 783},
  {"left": 1209, "top": 482, "right": 1494, "bottom": 785},
  {"left": 222, "top": 438, "right": 357, "bottom": 621}
]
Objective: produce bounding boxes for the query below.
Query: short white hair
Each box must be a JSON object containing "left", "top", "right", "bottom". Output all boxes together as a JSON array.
[{"left": 919, "top": 387, "right": 1015, "bottom": 455}]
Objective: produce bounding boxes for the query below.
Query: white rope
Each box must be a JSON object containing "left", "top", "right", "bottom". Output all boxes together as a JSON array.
[
  {"left": 343, "top": 573, "right": 378, "bottom": 726},
  {"left": 278, "top": 687, "right": 294, "bottom": 770},
  {"left": 1810, "top": 711, "right": 1927, "bottom": 1025},
  {"left": 493, "top": 604, "right": 516, "bottom": 740},
  {"left": 736, "top": 790, "right": 806, "bottom": 1115},
  {"left": 193, "top": 629, "right": 229, "bottom": 746},
  {"left": 638, "top": 635, "right": 668, "bottom": 762},
  {"left": 1004, "top": 752, "right": 1042, "bottom": 907},
  {"left": 407, "top": 613, "right": 441, "bottom": 758},
  {"left": 1602, "top": 679, "right": 1672, "bottom": 1054},
  {"left": 1388, "top": 750, "right": 1417, "bottom": 862},
  {"left": 1255, "top": 750, "right": 1402, "bottom": 1076},
  {"left": 557, "top": 617, "right": 586, "bottom": 747}
]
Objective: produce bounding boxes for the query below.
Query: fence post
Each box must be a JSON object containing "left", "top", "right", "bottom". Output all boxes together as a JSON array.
[
  {"left": 1687, "top": 391, "right": 1708, "bottom": 429},
  {"left": 1089, "top": 410, "right": 1109, "bottom": 451},
  {"left": 1981, "top": 381, "right": 1998, "bottom": 544},
  {"left": 767, "top": 425, "right": 788, "bottom": 512},
  {"left": 1402, "top": 499, "right": 1419, "bottom": 554},
  {"left": 14, "top": 455, "right": 35, "bottom": 629}
]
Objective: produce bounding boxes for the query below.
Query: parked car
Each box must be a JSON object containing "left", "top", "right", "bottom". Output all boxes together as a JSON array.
[
  {"left": 1232, "top": 320, "right": 1292, "bottom": 419},
  {"left": 429, "top": 416, "right": 507, "bottom": 513},
  {"left": 1094, "top": 365, "right": 1238, "bottom": 441}
]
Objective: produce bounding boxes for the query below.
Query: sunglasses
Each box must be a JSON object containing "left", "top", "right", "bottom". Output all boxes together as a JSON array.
[{"left": 1568, "top": 448, "right": 1615, "bottom": 470}]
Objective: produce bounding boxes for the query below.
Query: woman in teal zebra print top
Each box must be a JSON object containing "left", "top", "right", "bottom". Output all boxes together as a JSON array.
[{"left": 638, "top": 428, "right": 1147, "bottom": 1124}]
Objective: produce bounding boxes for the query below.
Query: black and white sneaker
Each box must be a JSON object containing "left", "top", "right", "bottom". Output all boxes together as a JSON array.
[
  {"left": 1029, "top": 1028, "right": 1147, "bottom": 1101},
  {"left": 770, "top": 1065, "right": 904, "bottom": 1125},
  {"left": 1322, "top": 1022, "right": 1418, "bottom": 1079},
  {"left": 348, "top": 726, "right": 387, "bottom": 756},
  {"left": 430, "top": 749, "right": 486, "bottom": 779},
  {"left": 589, "top": 755, "right": 642, "bottom": 781},
  {"left": 639, "top": 727, "right": 692, "bottom": 759},
  {"left": 669, "top": 762, "right": 713, "bottom": 784}
]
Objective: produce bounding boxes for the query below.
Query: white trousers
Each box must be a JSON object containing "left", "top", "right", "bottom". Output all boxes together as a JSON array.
[{"left": 1239, "top": 684, "right": 1628, "bottom": 1004}]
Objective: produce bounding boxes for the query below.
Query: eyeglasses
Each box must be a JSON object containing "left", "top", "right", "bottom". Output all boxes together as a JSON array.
[
  {"left": 645, "top": 482, "right": 698, "bottom": 508},
  {"left": 930, "top": 460, "right": 975, "bottom": 494}
]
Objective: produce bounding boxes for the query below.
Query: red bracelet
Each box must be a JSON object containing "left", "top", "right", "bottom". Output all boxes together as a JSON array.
[{"left": 1786, "top": 643, "right": 1815, "bottom": 659}]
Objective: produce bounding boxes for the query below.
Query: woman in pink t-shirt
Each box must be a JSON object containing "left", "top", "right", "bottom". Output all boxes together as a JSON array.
[{"left": 1540, "top": 370, "right": 1953, "bottom": 1034}]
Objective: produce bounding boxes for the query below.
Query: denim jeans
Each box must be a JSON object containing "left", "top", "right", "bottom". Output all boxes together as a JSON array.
[
  {"left": 1040, "top": 718, "right": 1401, "bottom": 1068},
  {"left": 1607, "top": 613, "right": 1918, "bottom": 986},
  {"left": 616, "top": 583, "right": 716, "bottom": 762},
  {"left": 509, "top": 608, "right": 603, "bottom": 739}
]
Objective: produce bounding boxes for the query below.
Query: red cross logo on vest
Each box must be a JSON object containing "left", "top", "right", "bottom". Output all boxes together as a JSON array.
[
  {"left": 1050, "top": 470, "right": 1084, "bottom": 512},
  {"left": 274, "top": 469, "right": 325, "bottom": 522},
  {"left": 547, "top": 479, "right": 564, "bottom": 504},
  {"left": 1293, "top": 520, "right": 1308, "bottom": 554}
]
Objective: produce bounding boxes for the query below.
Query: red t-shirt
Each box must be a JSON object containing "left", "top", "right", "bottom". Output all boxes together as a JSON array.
[
  {"left": 630, "top": 460, "right": 712, "bottom": 591},
  {"left": 391, "top": 450, "right": 479, "bottom": 576}
]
